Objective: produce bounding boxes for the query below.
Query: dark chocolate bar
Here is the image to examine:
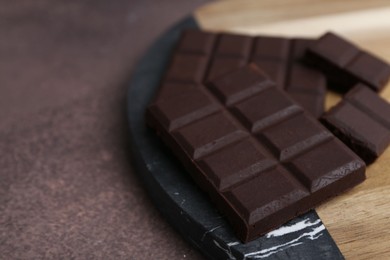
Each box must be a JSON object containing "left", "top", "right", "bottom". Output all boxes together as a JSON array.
[
  {"left": 322, "top": 84, "right": 390, "bottom": 163},
  {"left": 305, "top": 32, "right": 390, "bottom": 92},
  {"left": 147, "top": 64, "right": 366, "bottom": 242},
  {"left": 158, "top": 30, "right": 326, "bottom": 118}
]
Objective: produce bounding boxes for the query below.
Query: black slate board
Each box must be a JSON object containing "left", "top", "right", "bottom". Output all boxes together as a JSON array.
[{"left": 127, "top": 16, "right": 344, "bottom": 260}]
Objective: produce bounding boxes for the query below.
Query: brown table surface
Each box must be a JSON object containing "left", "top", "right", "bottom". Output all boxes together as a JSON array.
[
  {"left": 4, "top": 1, "right": 390, "bottom": 259},
  {"left": 0, "top": 1, "right": 209, "bottom": 259}
]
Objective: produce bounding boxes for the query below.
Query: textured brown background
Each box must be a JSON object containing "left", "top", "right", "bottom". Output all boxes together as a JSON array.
[{"left": 0, "top": 1, "right": 210, "bottom": 259}]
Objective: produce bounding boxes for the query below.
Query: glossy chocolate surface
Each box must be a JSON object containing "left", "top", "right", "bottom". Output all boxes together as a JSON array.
[
  {"left": 157, "top": 29, "right": 326, "bottom": 118},
  {"left": 322, "top": 84, "right": 390, "bottom": 163},
  {"left": 147, "top": 64, "right": 366, "bottom": 242},
  {"left": 306, "top": 32, "right": 390, "bottom": 92}
]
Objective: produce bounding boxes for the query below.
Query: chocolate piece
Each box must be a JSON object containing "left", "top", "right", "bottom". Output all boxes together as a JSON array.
[
  {"left": 252, "top": 36, "right": 290, "bottom": 60},
  {"left": 164, "top": 53, "right": 209, "bottom": 83},
  {"left": 148, "top": 87, "right": 220, "bottom": 131},
  {"left": 215, "top": 34, "right": 253, "bottom": 58},
  {"left": 206, "top": 57, "right": 246, "bottom": 82},
  {"left": 147, "top": 64, "right": 366, "bottom": 242},
  {"left": 285, "top": 64, "right": 326, "bottom": 118},
  {"left": 306, "top": 32, "right": 390, "bottom": 92},
  {"left": 322, "top": 84, "right": 390, "bottom": 163},
  {"left": 251, "top": 60, "right": 287, "bottom": 87},
  {"left": 250, "top": 36, "right": 326, "bottom": 118},
  {"left": 285, "top": 39, "right": 326, "bottom": 117},
  {"left": 158, "top": 30, "right": 326, "bottom": 118}
]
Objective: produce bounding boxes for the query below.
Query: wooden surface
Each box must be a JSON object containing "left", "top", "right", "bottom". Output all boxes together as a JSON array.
[{"left": 196, "top": 1, "right": 390, "bottom": 259}]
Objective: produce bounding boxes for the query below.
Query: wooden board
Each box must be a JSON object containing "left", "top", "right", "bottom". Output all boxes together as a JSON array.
[{"left": 195, "top": 1, "right": 390, "bottom": 259}]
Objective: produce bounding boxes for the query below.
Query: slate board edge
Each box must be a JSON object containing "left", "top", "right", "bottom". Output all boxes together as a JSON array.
[{"left": 126, "top": 15, "right": 344, "bottom": 260}]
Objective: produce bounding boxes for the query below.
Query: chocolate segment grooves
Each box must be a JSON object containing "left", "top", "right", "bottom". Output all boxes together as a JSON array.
[
  {"left": 322, "top": 84, "right": 390, "bottom": 163},
  {"left": 147, "top": 64, "right": 366, "bottom": 242},
  {"left": 158, "top": 30, "right": 326, "bottom": 118},
  {"left": 306, "top": 32, "right": 390, "bottom": 92}
]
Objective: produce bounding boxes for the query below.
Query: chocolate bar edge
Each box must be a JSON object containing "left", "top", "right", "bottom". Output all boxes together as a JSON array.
[{"left": 146, "top": 64, "right": 366, "bottom": 242}]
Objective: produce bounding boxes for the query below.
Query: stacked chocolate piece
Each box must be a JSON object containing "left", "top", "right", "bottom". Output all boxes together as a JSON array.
[{"left": 146, "top": 29, "right": 390, "bottom": 242}]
